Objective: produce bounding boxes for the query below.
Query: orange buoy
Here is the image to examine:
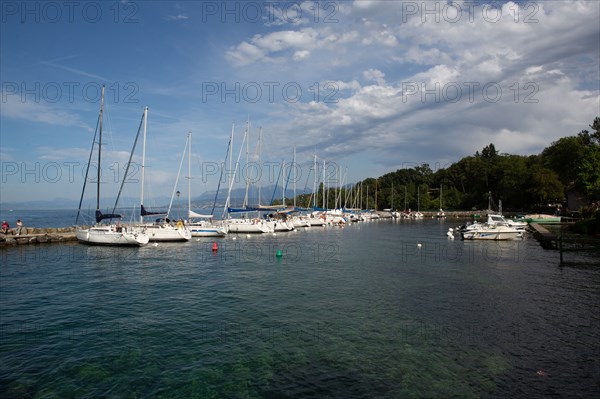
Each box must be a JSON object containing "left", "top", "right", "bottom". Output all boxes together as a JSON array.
[{"left": 212, "top": 242, "right": 218, "bottom": 251}]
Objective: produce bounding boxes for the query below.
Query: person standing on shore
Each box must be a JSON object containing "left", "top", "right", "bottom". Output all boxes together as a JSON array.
[
  {"left": 1, "top": 221, "right": 8, "bottom": 234},
  {"left": 16, "top": 219, "right": 24, "bottom": 235}
]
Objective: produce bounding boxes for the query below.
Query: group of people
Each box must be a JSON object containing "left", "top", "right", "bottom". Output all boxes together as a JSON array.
[{"left": 1, "top": 219, "right": 24, "bottom": 235}]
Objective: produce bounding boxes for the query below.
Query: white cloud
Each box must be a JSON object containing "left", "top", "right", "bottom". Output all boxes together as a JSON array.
[
  {"left": 223, "top": 0, "right": 599, "bottom": 174},
  {"left": 363, "top": 68, "right": 386, "bottom": 85},
  {"left": 293, "top": 50, "right": 311, "bottom": 61},
  {"left": 225, "top": 27, "right": 361, "bottom": 66},
  {"left": 166, "top": 14, "right": 188, "bottom": 21},
  {"left": 0, "top": 93, "right": 86, "bottom": 127},
  {"left": 225, "top": 42, "right": 267, "bottom": 66}
]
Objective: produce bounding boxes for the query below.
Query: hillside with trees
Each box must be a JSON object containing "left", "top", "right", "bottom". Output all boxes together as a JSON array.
[
  {"left": 364, "top": 117, "right": 600, "bottom": 213},
  {"left": 294, "top": 117, "right": 600, "bottom": 214}
]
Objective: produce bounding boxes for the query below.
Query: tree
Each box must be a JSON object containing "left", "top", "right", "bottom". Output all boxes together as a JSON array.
[
  {"left": 577, "top": 145, "right": 600, "bottom": 201},
  {"left": 526, "top": 166, "right": 564, "bottom": 205},
  {"left": 590, "top": 116, "right": 600, "bottom": 144},
  {"left": 481, "top": 143, "right": 498, "bottom": 159},
  {"left": 541, "top": 136, "right": 588, "bottom": 185}
]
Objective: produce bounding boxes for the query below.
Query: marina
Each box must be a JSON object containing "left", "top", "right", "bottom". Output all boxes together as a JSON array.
[{"left": 2, "top": 1, "right": 599, "bottom": 397}]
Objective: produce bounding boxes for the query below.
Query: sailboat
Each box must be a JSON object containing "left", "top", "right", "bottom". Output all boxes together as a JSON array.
[
  {"left": 413, "top": 185, "right": 424, "bottom": 219},
  {"left": 221, "top": 122, "right": 272, "bottom": 234},
  {"left": 184, "top": 132, "right": 228, "bottom": 237},
  {"left": 134, "top": 107, "right": 191, "bottom": 242},
  {"left": 436, "top": 184, "right": 446, "bottom": 218},
  {"left": 308, "top": 153, "right": 326, "bottom": 226},
  {"left": 75, "top": 86, "right": 149, "bottom": 246}
]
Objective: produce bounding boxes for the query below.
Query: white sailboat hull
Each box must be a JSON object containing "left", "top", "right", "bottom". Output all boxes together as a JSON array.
[
  {"left": 189, "top": 222, "right": 228, "bottom": 237},
  {"left": 142, "top": 224, "right": 191, "bottom": 242},
  {"left": 76, "top": 226, "right": 149, "bottom": 246},
  {"left": 291, "top": 217, "right": 310, "bottom": 228},
  {"left": 308, "top": 217, "right": 326, "bottom": 226},
  {"left": 225, "top": 219, "right": 272, "bottom": 233},
  {"left": 266, "top": 220, "right": 294, "bottom": 231}
]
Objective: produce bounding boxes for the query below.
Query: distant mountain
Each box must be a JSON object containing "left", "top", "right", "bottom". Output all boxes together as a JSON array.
[
  {"left": 1, "top": 185, "right": 310, "bottom": 211},
  {"left": 190, "top": 185, "right": 308, "bottom": 210}
]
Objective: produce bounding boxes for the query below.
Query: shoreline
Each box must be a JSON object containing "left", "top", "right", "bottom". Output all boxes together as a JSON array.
[
  {"left": 0, "top": 211, "right": 479, "bottom": 248},
  {"left": 0, "top": 210, "right": 531, "bottom": 248},
  {"left": 0, "top": 227, "right": 80, "bottom": 247}
]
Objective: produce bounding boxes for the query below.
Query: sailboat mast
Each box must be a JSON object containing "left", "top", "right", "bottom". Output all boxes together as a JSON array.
[
  {"left": 282, "top": 160, "right": 286, "bottom": 207},
  {"left": 322, "top": 160, "right": 326, "bottom": 209},
  {"left": 229, "top": 123, "right": 234, "bottom": 187},
  {"left": 188, "top": 131, "right": 192, "bottom": 221},
  {"left": 140, "top": 106, "right": 148, "bottom": 223},
  {"left": 374, "top": 179, "right": 378, "bottom": 211},
  {"left": 222, "top": 125, "right": 246, "bottom": 219},
  {"left": 313, "top": 153, "right": 317, "bottom": 208},
  {"left": 258, "top": 127, "right": 262, "bottom": 206},
  {"left": 96, "top": 85, "right": 105, "bottom": 212},
  {"left": 293, "top": 147, "right": 296, "bottom": 208},
  {"left": 243, "top": 120, "right": 249, "bottom": 208}
]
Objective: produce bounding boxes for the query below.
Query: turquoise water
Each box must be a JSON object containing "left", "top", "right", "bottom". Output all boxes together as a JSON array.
[{"left": 1, "top": 220, "right": 599, "bottom": 398}]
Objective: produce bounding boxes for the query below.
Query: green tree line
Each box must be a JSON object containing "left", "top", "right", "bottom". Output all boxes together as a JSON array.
[
  {"left": 368, "top": 117, "right": 600, "bottom": 211},
  {"left": 289, "top": 117, "right": 600, "bottom": 212}
]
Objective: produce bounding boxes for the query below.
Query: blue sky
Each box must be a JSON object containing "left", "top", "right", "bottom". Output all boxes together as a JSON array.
[{"left": 1, "top": 0, "right": 599, "bottom": 207}]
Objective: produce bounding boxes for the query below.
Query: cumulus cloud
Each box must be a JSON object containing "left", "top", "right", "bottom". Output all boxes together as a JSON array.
[
  {"left": 220, "top": 1, "right": 600, "bottom": 175},
  {"left": 363, "top": 68, "right": 386, "bottom": 85}
]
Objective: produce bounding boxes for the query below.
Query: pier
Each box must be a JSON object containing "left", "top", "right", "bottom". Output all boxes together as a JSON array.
[
  {"left": 529, "top": 223, "right": 558, "bottom": 249},
  {"left": 0, "top": 227, "right": 79, "bottom": 247},
  {"left": 529, "top": 222, "right": 600, "bottom": 265}
]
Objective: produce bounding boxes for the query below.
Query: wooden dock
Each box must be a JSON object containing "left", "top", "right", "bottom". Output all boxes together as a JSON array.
[
  {"left": 529, "top": 222, "right": 600, "bottom": 265},
  {"left": 529, "top": 223, "right": 558, "bottom": 249}
]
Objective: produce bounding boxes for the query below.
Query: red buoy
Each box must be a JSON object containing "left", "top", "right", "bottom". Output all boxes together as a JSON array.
[{"left": 212, "top": 242, "right": 218, "bottom": 251}]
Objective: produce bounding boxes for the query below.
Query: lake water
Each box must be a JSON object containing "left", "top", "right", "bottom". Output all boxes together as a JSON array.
[{"left": 1, "top": 218, "right": 599, "bottom": 398}]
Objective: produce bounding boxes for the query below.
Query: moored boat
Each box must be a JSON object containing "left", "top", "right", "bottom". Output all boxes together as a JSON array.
[
  {"left": 75, "top": 86, "right": 149, "bottom": 247},
  {"left": 461, "top": 224, "right": 522, "bottom": 240}
]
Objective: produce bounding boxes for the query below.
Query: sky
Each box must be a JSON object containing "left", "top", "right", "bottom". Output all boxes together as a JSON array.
[{"left": 1, "top": 0, "right": 599, "bottom": 207}]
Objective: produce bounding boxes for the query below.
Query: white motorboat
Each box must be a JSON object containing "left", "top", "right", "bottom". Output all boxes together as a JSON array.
[
  {"left": 486, "top": 214, "right": 527, "bottom": 230},
  {"left": 461, "top": 224, "right": 522, "bottom": 240}
]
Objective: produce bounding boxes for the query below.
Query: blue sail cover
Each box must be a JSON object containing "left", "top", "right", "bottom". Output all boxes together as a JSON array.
[
  {"left": 141, "top": 205, "right": 166, "bottom": 217},
  {"left": 227, "top": 207, "right": 261, "bottom": 213},
  {"left": 95, "top": 210, "right": 123, "bottom": 223}
]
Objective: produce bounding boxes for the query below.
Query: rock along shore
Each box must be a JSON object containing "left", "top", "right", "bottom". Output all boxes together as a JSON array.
[{"left": 0, "top": 227, "right": 85, "bottom": 248}]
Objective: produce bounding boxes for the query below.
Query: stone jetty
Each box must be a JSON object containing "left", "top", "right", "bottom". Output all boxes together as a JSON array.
[{"left": 0, "top": 227, "right": 82, "bottom": 247}]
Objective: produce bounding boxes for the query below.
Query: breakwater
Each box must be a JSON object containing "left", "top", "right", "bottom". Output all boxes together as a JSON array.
[{"left": 0, "top": 227, "right": 80, "bottom": 247}]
